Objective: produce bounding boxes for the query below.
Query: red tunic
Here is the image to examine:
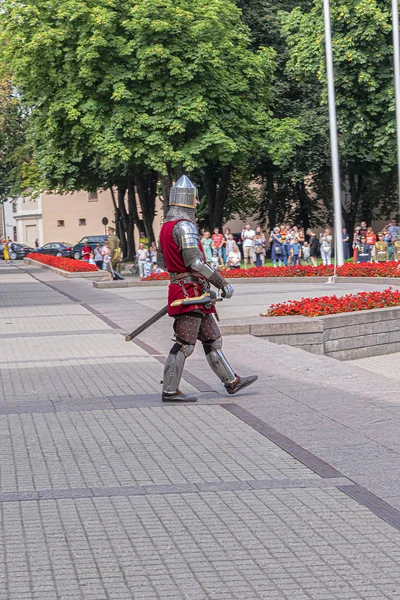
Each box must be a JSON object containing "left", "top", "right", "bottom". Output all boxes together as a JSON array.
[{"left": 159, "top": 219, "right": 215, "bottom": 316}]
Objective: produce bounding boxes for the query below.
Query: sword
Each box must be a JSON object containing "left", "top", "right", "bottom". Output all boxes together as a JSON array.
[
  {"left": 125, "top": 305, "right": 168, "bottom": 342},
  {"left": 125, "top": 292, "right": 222, "bottom": 342}
]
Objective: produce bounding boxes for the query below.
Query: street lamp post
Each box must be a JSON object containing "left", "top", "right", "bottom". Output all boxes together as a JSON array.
[
  {"left": 392, "top": 0, "right": 400, "bottom": 213},
  {"left": 323, "top": 0, "right": 344, "bottom": 266}
]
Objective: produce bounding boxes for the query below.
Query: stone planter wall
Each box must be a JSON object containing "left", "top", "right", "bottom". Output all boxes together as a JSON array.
[{"left": 219, "top": 307, "right": 400, "bottom": 361}]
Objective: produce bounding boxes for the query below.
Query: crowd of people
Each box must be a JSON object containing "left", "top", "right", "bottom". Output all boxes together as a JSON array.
[
  {"left": 350, "top": 219, "right": 400, "bottom": 263},
  {"left": 82, "top": 219, "right": 400, "bottom": 276},
  {"left": 80, "top": 227, "right": 123, "bottom": 279},
  {"left": 197, "top": 218, "right": 400, "bottom": 269},
  {"left": 0, "top": 237, "right": 16, "bottom": 263}
]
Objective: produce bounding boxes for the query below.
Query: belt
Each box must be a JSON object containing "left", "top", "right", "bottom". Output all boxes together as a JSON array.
[{"left": 170, "top": 272, "right": 207, "bottom": 285}]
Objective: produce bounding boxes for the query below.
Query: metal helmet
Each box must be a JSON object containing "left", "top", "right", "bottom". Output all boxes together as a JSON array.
[{"left": 169, "top": 175, "right": 197, "bottom": 210}]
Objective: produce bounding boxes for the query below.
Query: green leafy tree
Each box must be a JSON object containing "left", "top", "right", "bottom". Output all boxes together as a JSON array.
[
  {"left": 236, "top": 0, "right": 329, "bottom": 231},
  {"left": 281, "top": 0, "right": 397, "bottom": 233},
  {"left": 1, "top": 0, "right": 276, "bottom": 239},
  {"left": 0, "top": 74, "right": 27, "bottom": 202}
]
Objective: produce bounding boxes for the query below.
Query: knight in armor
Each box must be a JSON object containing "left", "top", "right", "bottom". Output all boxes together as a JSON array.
[{"left": 157, "top": 175, "right": 258, "bottom": 402}]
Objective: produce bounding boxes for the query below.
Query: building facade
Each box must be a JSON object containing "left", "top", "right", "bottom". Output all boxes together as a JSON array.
[
  {"left": 1, "top": 199, "right": 17, "bottom": 241},
  {"left": 13, "top": 195, "right": 43, "bottom": 247},
  {"left": 41, "top": 189, "right": 115, "bottom": 245},
  {"left": 13, "top": 189, "right": 163, "bottom": 249}
]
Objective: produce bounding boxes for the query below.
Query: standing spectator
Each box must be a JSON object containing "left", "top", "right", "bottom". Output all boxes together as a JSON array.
[
  {"left": 297, "top": 228, "right": 305, "bottom": 244},
  {"left": 254, "top": 230, "right": 265, "bottom": 267},
  {"left": 366, "top": 227, "right": 377, "bottom": 262},
  {"left": 307, "top": 230, "right": 319, "bottom": 267},
  {"left": 107, "top": 226, "right": 121, "bottom": 275},
  {"left": 359, "top": 221, "right": 368, "bottom": 237},
  {"left": 255, "top": 226, "right": 267, "bottom": 266},
  {"left": 136, "top": 243, "right": 149, "bottom": 278},
  {"left": 34, "top": 238, "right": 39, "bottom": 248},
  {"left": 150, "top": 241, "right": 157, "bottom": 271},
  {"left": 269, "top": 227, "right": 283, "bottom": 268},
  {"left": 8, "top": 238, "right": 15, "bottom": 263},
  {"left": 88, "top": 252, "right": 96, "bottom": 266},
  {"left": 144, "top": 257, "right": 152, "bottom": 278},
  {"left": 211, "top": 227, "right": 225, "bottom": 267},
  {"left": 241, "top": 223, "right": 255, "bottom": 269},
  {"left": 225, "top": 234, "right": 235, "bottom": 266},
  {"left": 342, "top": 228, "right": 350, "bottom": 260},
  {"left": 82, "top": 240, "right": 91, "bottom": 262},
  {"left": 93, "top": 242, "right": 103, "bottom": 270},
  {"left": 228, "top": 242, "right": 241, "bottom": 269},
  {"left": 2, "top": 239, "right": 9, "bottom": 264},
  {"left": 353, "top": 226, "right": 361, "bottom": 262},
  {"left": 201, "top": 231, "right": 213, "bottom": 264},
  {"left": 139, "top": 231, "right": 149, "bottom": 249},
  {"left": 320, "top": 228, "right": 332, "bottom": 265},
  {"left": 222, "top": 228, "right": 231, "bottom": 265},
  {"left": 282, "top": 225, "right": 292, "bottom": 266},
  {"left": 302, "top": 241, "right": 311, "bottom": 264},
  {"left": 375, "top": 233, "right": 389, "bottom": 262},
  {"left": 394, "top": 234, "right": 400, "bottom": 262},
  {"left": 101, "top": 240, "right": 111, "bottom": 271},
  {"left": 356, "top": 235, "right": 371, "bottom": 263},
  {"left": 290, "top": 237, "right": 302, "bottom": 266},
  {"left": 387, "top": 219, "right": 400, "bottom": 244},
  {"left": 211, "top": 250, "right": 219, "bottom": 269},
  {"left": 383, "top": 228, "right": 394, "bottom": 260}
]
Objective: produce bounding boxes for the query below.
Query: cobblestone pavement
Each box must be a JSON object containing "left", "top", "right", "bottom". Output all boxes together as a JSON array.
[{"left": 3, "top": 263, "right": 400, "bottom": 598}]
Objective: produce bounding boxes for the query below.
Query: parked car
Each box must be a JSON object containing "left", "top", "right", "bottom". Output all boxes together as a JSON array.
[
  {"left": 31, "top": 242, "right": 74, "bottom": 258},
  {"left": 0, "top": 243, "right": 34, "bottom": 260},
  {"left": 72, "top": 235, "right": 108, "bottom": 260}
]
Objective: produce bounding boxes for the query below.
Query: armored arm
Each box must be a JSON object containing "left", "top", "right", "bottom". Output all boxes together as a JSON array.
[{"left": 173, "top": 221, "right": 234, "bottom": 298}]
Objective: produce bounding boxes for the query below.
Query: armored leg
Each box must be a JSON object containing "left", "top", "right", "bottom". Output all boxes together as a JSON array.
[
  {"left": 162, "top": 314, "right": 201, "bottom": 402},
  {"left": 198, "top": 315, "right": 236, "bottom": 385},
  {"left": 202, "top": 337, "right": 237, "bottom": 385},
  {"left": 200, "top": 314, "right": 258, "bottom": 394}
]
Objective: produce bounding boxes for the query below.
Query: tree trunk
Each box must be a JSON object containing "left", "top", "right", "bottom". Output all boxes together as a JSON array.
[
  {"left": 117, "top": 186, "right": 128, "bottom": 259},
  {"left": 296, "top": 180, "right": 310, "bottom": 232},
  {"left": 266, "top": 164, "right": 276, "bottom": 229},
  {"left": 136, "top": 170, "right": 157, "bottom": 243},
  {"left": 343, "top": 169, "right": 364, "bottom": 241},
  {"left": 161, "top": 173, "right": 172, "bottom": 219},
  {"left": 126, "top": 181, "right": 136, "bottom": 260},
  {"left": 110, "top": 187, "right": 122, "bottom": 241},
  {"left": 202, "top": 165, "right": 232, "bottom": 230}
]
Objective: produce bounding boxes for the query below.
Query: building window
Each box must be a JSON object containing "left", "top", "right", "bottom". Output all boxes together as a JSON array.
[
  {"left": 88, "top": 192, "right": 98, "bottom": 202},
  {"left": 12, "top": 203, "right": 16, "bottom": 213},
  {"left": 57, "top": 220, "right": 65, "bottom": 227},
  {"left": 79, "top": 218, "right": 86, "bottom": 226}
]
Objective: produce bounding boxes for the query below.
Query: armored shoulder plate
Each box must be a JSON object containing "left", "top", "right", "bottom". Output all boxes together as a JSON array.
[{"left": 173, "top": 220, "right": 199, "bottom": 249}]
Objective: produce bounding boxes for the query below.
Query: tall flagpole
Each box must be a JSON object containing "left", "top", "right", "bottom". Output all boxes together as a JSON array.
[
  {"left": 392, "top": 0, "right": 400, "bottom": 213},
  {"left": 323, "top": 0, "right": 344, "bottom": 266}
]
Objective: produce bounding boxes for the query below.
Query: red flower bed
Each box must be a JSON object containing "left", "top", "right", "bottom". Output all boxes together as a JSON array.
[
  {"left": 27, "top": 253, "right": 98, "bottom": 273},
  {"left": 142, "top": 262, "right": 400, "bottom": 281},
  {"left": 263, "top": 288, "right": 400, "bottom": 318}
]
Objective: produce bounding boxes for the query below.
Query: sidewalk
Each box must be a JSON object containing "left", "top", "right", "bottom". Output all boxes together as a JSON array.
[{"left": 2, "top": 263, "right": 400, "bottom": 599}]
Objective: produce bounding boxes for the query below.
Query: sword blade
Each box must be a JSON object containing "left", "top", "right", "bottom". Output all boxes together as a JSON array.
[{"left": 125, "top": 305, "right": 168, "bottom": 342}]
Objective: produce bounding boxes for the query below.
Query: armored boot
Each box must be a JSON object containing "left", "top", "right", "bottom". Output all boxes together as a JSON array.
[
  {"left": 225, "top": 375, "right": 259, "bottom": 395},
  {"left": 162, "top": 342, "right": 198, "bottom": 402},
  {"left": 203, "top": 337, "right": 258, "bottom": 395}
]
